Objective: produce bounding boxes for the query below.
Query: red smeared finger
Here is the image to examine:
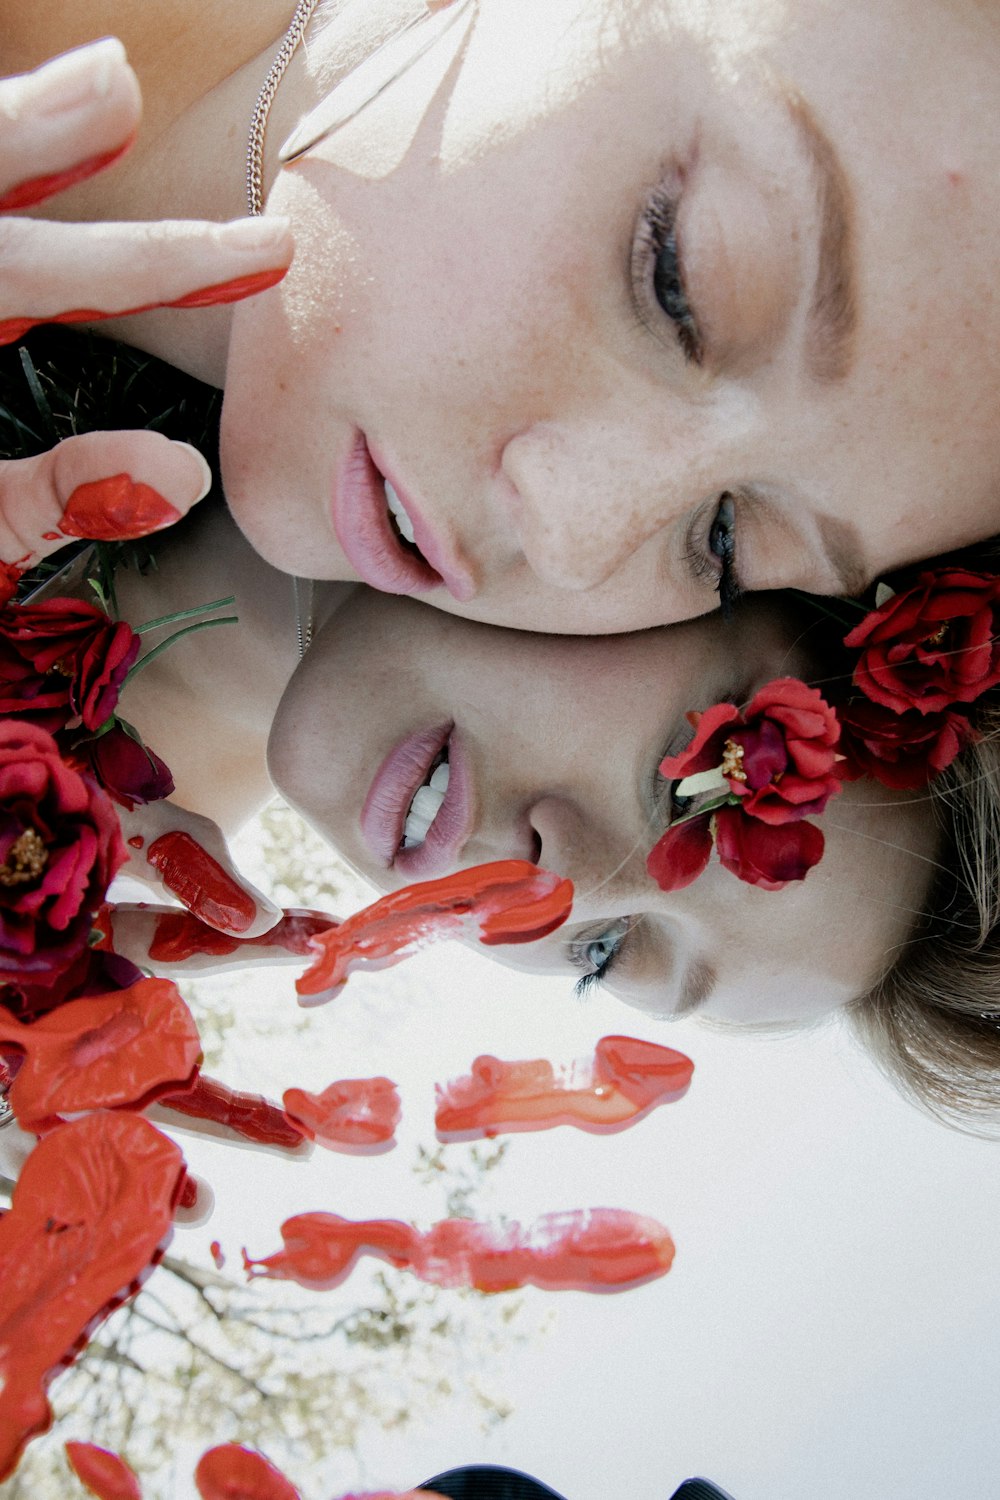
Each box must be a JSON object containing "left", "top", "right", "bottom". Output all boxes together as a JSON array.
[
  {"left": 57, "top": 474, "right": 180, "bottom": 541},
  {"left": 0, "top": 1114, "right": 185, "bottom": 1481},
  {"left": 295, "top": 860, "right": 573, "bottom": 1001},
  {"left": 244, "top": 1207, "right": 674, "bottom": 1295},
  {"left": 158, "top": 1073, "right": 309, "bottom": 1153},
  {"left": 65, "top": 1440, "right": 142, "bottom": 1500},
  {"left": 97, "top": 904, "right": 337, "bottom": 977},
  {"left": 283, "top": 1077, "right": 400, "bottom": 1153},
  {"left": 434, "top": 1035, "right": 694, "bottom": 1141},
  {"left": 0, "top": 139, "right": 134, "bottom": 213},
  {"left": 194, "top": 1444, "right": 302, "bottom": 1500},
  {"left": 0, "top": 978, "right": 201, "bottom": 1128}
]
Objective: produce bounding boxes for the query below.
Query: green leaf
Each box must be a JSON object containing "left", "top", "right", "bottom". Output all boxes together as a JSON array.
[{"left": 125, "top": 615, "right": 238, "bottom": 682}]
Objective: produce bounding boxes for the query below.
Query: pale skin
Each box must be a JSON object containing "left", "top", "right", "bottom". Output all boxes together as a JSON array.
[{"left": 3, "top": 0, "right": 1000, "bottom": 631}]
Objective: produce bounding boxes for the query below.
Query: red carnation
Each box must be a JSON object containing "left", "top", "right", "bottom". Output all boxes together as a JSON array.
[
  {"left": 845, "top": 569, "right": 1000, "bottom": 715},
  {"left": 647, "top": 678, "right": 840, "bottom": 891},
  {"left": 0, "top": 722, "right": 126, "bottom": 989},
  {"left": 835, "top": 699, "right": 975, "bottom": 790},
  {"left": 0, "top": 597, "right": 139, "bottom": 732}
]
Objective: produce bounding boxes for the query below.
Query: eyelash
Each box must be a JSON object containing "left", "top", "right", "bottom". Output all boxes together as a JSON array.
[
  {"left": 638, "top": 186, "right": 702, "bottom": 364},
  {"left": 568, "top": 918, "right": 633, "bottom": 997},
  {"left": 684, "top": 492, "right": 745, "bottom": 620}
]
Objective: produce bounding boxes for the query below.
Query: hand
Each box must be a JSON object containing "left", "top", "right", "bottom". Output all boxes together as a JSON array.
[{"left": 0, "top": 39, "right": 294, "bottom": 584}]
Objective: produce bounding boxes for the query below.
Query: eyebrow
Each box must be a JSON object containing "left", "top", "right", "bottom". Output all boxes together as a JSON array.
[
  {"left": 785, "top": 91, "right": 858, "bottom": 384},
  {"left": 815, "top": 510, "right": 871, "bottom": 597},
  {"left": 673, "top": 957, "right": 717, "bottom": 1018}
]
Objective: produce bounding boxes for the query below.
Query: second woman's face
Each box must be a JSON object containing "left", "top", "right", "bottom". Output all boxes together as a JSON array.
[
  {"left": 224, "top": 0, "right": 1000, "bottom": 634},
  {"left": 268, "top": 591, "right": 938, "bottom": 1026}
]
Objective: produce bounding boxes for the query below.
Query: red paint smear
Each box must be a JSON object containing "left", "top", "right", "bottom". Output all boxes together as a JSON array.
[
  {"left": 0, "top": 980, "right": 201, "bottom": 1127},
  {"left": 65, "top": 1440, "right": 142, "bottom": 1500},
  {"left": 42, "top": 531, "right": 60, "bottom": 541},
  {"left": 0, "top": 138, "right": 134, "bottom": 212},
  {"left": 127, "top": 836, "right": 144, "bottom": 850},
  {"left": 296, "top": 861, "right": 573, "bottom": 999},
  {"left": 0, "top": 268, "right": 288, "bottom": 346},
  {"left": 148, "top": 907, "right": 336, "bottom": 964},
  {"left": 159, "top": 1073, "right": 305, "bottom": 1150},
  {"left": 146, "top": 832, "right": 256, "bottom": 934},
  {"left": 58, "top": 475, "right": 181, "bottom": 543},
  {"left": 177, "top": 1172, "right": 199, "bottom": 1210},
  {"left": 244, "top": 1207, "right": 674, "bottom": 1295},
  {"left": 210, "top": 1240, "right": 225, "bottom": 1270},
  {"left": 435, "top": 1035, "right": 694, "bottom": 1140},
  {"left": 0, "top": 1114, "right": 185, "bottom": 1481},
  {"left": 194, "top": 1444, "right": 301, "bottom": 1500},
  {"left": 282, "top": 1077, "right": 400, "bottom": 1153}
]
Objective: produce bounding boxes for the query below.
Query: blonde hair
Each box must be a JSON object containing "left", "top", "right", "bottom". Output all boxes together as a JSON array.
[{"left": 845, "top": 698, "right": 1000, "bottom": 1134}]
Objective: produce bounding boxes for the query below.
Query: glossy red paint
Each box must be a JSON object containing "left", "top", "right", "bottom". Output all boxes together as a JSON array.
[
  {"left": 0, "top": 1114, "right": 185, "bottom": 1481},
  {"left": 282, "top": 1077, "right": 401, "bottom": 1152},
  {"left": 58, "top": 475, "right": 181, "bottom": 543},
  {"left": 0, "top": 139, "right": 135, "bottom": 212},
  {"left": 65, "top": 1440, "right": 143, "bottom": 1500},
  {"left": 296, "top": 861, "right": 573, "bottom": 1000},
  {"left": 194, "top": 1444, "right": 302, "bottom": 1500},
  {"left": 147, "top": 906, "right": 336, "bottom": 964},
  {"left": 159, "top": 1073, "right": 306, "bottom": 1151},
  {"left": 146, "top": 832, "right": 256, "bottom": 934},
  {"left": 435, "top": 1035, "right": 694, "bottom": 1140},
  {"left": 244, "top": 1207, "right": 675, "bottom": 1294},
  {"left": 0, "top": 979, "right": 201, "bottom": 1127},
  {"left": 127, "top": 836, "right": 144, "bottom": 850},
  {"left": 210, "top": 1240, "right": 225, "bottom": 1270}
]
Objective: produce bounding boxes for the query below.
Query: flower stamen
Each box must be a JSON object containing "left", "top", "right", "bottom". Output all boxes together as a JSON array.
[
  {"left": 0, "top": 827, "right": 48, "bottom": 886},
  {"left": 720, "top": 738, "right": 747, "bottom": 782}
]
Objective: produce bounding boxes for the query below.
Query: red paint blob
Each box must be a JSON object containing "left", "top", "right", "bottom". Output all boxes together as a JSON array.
[
  {"left": 245, "top": 1207, "right": 674, "bottom": 1295},
  {"left": 146, "top": 832, "right": 256, "bottom": 934},
  {"left": 282, "top": 1077, "right": 400, "bottom": 1153},
  {"left": 148, "top": 907, "right": 335, "bottom": 964},
  {"left": 194, "top": 1444, "right": 302, "bottom": 1500},
  {"left": 58, "top": 475, "right": 181, "bottom": 543},
  {"left": 210, "top": 1240, "right": 225, "bottom": 1270},
  {"left": 65, "top": 1440, "right": 142, "bottom": 1500},
  {"left": 435, "top": 1035, "right": 694, "bottom": 1140},
  {"left": 41, "top": 531, "right": 60, "bottom": 541},
  {"left": 0, "top": 139, "right": 134, "bottom": 212},
  {"left": 160, "top": 1073, "right": 306, "bottom": 1150},
  {"left": 296, "top": 860, "right": 573, "bottom": 1000},
  {"left": 0, "top": 1114, "right": 185, "bottom": 1481},
  {"left": 127, "top": 836, "right": 144, "bottom": 850}
]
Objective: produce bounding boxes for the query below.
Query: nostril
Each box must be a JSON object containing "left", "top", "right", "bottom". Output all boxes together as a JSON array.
[{"left": 528, "top": 829, "right": 542, "bottom": 865}]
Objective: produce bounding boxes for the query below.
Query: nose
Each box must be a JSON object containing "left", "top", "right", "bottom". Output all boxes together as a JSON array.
[
  {"left": 499, "top": 419, "right": 684, "bottom": 593},
  {"left": 525, "top": 794, "right": 645, "bottom": 908}
]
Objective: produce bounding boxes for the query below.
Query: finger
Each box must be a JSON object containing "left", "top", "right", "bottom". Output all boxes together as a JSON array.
[
  {"left": 0, "top": 39, "right": 141, "bottom": 210},
  {"left": 99, "top": 902, "right": 339, "bottom": 977},
  {"left": 115, "top": 799, "right": 282, "bottom": 939},
  {"left": 0, "top": 214, "right": 293, "bottom": 345},
  {"left": 0, "top": 431, "right": 212, "bottom": 568}
]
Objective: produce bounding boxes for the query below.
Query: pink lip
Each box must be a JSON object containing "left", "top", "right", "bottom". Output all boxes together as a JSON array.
[
  {"left": 331, "top": 432, "right": 475, "bottom": 602},
  {"left": 359, "top": 724, "right": 474, "bottom": 878}
]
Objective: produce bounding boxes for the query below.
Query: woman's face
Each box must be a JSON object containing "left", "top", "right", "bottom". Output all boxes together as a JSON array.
[
  {"left": 223, "top": 0, "right": 1000, "bottom": 634},
  {"left": 268, "top": 591, "right": 938, "bottom": 1025}
]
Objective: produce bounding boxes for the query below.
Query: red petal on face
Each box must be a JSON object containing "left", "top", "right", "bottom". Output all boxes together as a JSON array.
[
  {"left": 244, "top": 1208, "right": 674, "bottom": 1295},
  {"left": 0, "top": 1114, "right": 185, "bottom": 1481},
  {"left": 194, "top": 1444, "right": 302, "bottom": 1500},
  {"left": 658, "top": 701, "right": 741, "bottom": 779},
  {"left": 65, "top": 1441, "right": 143, "bottom": 1500},
  {"left": 714, "top": 807, "right": 825, "bottom": 890},
  {"left": 434, "top": 1036, "right": 693, "bottom": 1140},
  {"left": 0, "top": 978, "right": 201, "bottom": 1127},
  {"left": 646, "top": 815, "right": 713, "bottom": 892},
  {"left": 295, "top": 861, "right": 573, "bottom": 1000},
  {"left": 282, "top": 1078, "right": 401, "bottom": 1152}
]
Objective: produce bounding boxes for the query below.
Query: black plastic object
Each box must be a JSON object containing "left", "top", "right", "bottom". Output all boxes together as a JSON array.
[
  {"left": 670, "top": 1482, "right": 739, "bottom": 1500},
  {"left": 419, "top": 1467, "right": 567, "bottom": 1499}
]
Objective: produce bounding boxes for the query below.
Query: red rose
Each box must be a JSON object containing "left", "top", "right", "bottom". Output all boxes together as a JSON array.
[
  {"left": 0, "top": 946, "right": 144, "bottom": 1024},
  {"left": 844, "top": 569, "right": 1000, "bottom": 715},
  {"left": 835, "top": 699, "right": 975, "bottom": 790},
  {"left": 0, "top": 597, "right": 140, "bottom": 732},
  {"left": 71, "top": 723, "right": 174, "bottom": 809},
  {"left": 659, "top": 677, "right": 843, "bottom": 825},
  {"left": 0, "top": 722, "right": 126, "bottom": 989},
  {"left": 647, "top": 804, "right": 826, "bottom": 892}
]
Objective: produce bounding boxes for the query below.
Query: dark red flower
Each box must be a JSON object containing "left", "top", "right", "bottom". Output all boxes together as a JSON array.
[
  {"left": 71, "top": 723, "right": 174, "bottom": 809},
  {"left": 844, "top": 569, "right": 1000, "bottom": 715},
  {"left": 0, "top": 597, "right": 139, "bottom": 732},
  {"left": 647, "top": 804, "right": 826, "bottom": 892},
  {"left": 659, "top": 678, "right": 843, "bottom": 826},
  {"left": 0, "top": 946, "right": 144, "bottom": 1024},
  {"left": 835, "top": 699, "right": 975, "bottom": 790},
  {"left": 0, "top": 722, "right": 126, "bottom": 989}
]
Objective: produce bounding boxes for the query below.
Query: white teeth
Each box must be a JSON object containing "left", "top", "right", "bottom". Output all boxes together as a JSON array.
[
  {"left": 385, "top": 480, "right": 416, "bottom": 545},
  {"left": 402, "top": 758, "right": 450, "bottom": 848}
]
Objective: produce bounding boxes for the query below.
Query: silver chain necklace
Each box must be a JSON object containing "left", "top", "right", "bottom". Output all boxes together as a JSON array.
[{"left": 246, "top": 0, "right": 322, "bottom": 216}]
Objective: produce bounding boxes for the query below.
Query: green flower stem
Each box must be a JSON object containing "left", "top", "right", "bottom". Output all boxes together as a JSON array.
[
  {"left": 125, "top": 615, "right": 238, "bottom": 682},
  {"left": 134, "top": 595, "right": 237, "bottom": 634}
]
